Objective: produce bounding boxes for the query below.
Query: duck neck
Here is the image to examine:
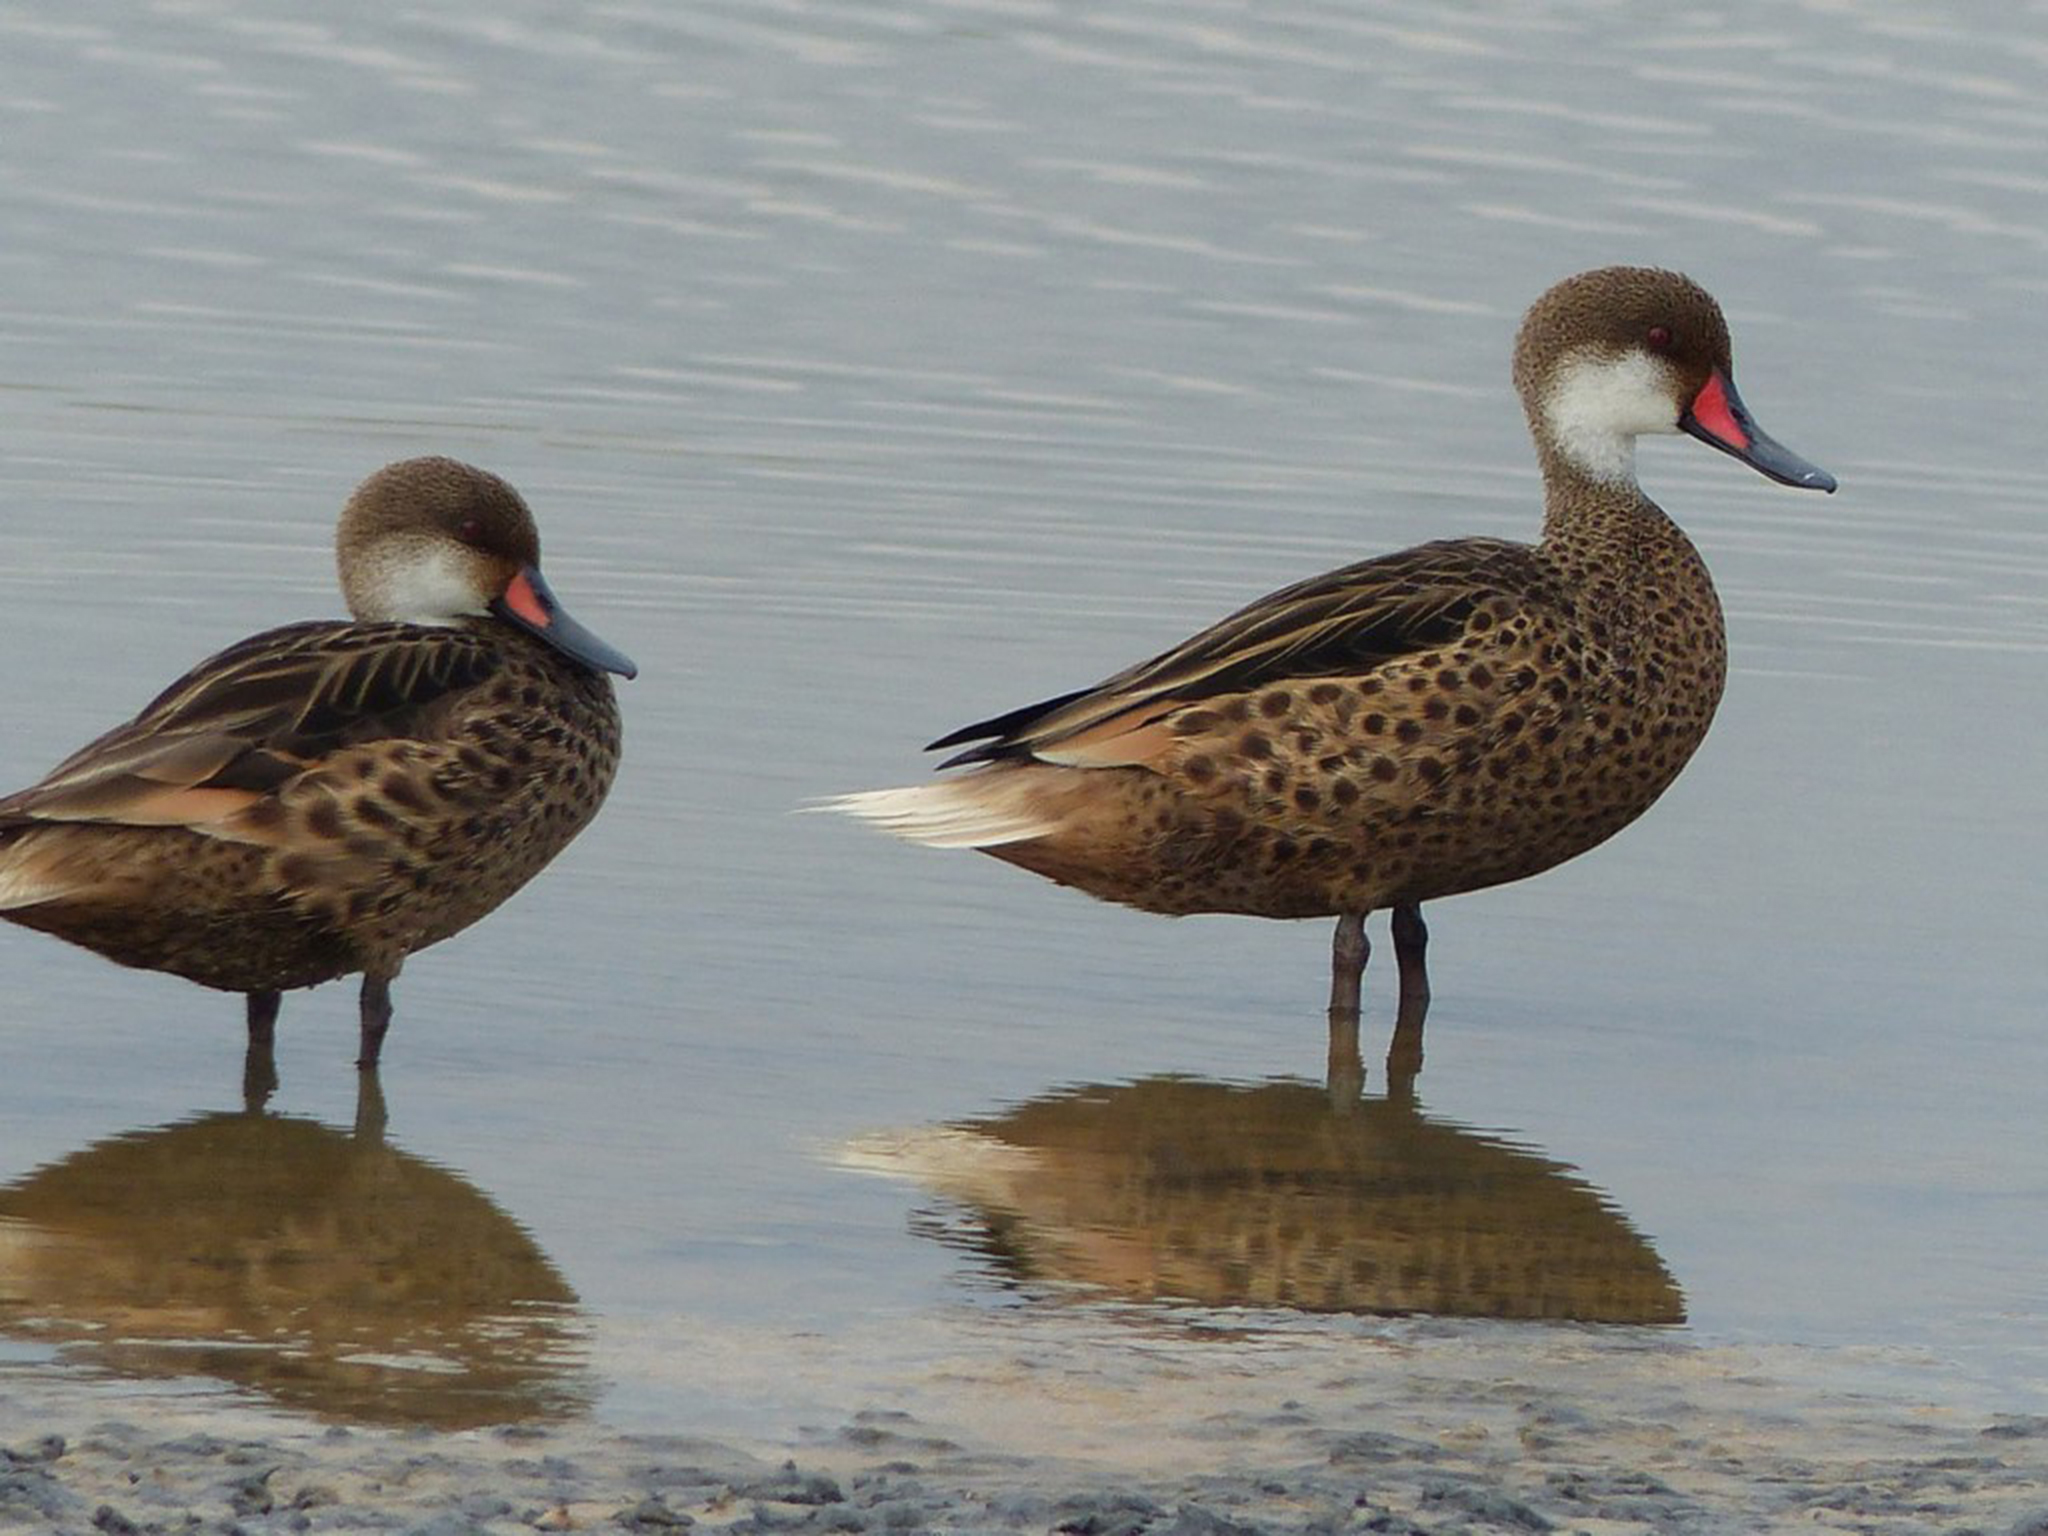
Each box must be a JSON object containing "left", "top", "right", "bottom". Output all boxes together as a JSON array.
[
  {"left": 1532, "top": 444, "right": 1726, "bottom": 706},
  {"left": 1533, "top": 443, "right": 1691, "bottom": 569}
]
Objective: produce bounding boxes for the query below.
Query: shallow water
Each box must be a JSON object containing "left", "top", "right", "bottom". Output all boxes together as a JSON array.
[{"left": 0, "top": 0, "right": 2044, "bottom": 1442}]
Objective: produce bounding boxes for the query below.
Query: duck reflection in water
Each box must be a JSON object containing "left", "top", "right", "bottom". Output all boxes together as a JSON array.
[
  {"left": 842, "top": 1071, "right": 1682, "bottom": 1326},
  {"left": 0, "top": 1073, "right": 591, "bottom": 1429}
]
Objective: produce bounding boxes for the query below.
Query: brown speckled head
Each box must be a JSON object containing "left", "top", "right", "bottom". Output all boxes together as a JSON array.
[
  {"left": 1510, "top": 268, "right": 1734, "bottom": 486},
  {"left": 1512, "top": 266, "right": 1730, "bottom": 419},
  {"left": 337, "top": 457, "right": 542, "bottom": 624}
]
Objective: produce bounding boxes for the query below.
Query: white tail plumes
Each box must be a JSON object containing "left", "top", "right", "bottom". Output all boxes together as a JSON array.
[
  {"left": 0, "top": 868, "right": 66, "bottom": 911},
  {"left": 821, "top": 773, "right": 1058, "bottom": 850},
  {"left": 0, "top": 839, "right": 96, "bottom": 912}
]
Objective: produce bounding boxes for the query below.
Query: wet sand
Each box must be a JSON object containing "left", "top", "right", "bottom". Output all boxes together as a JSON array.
[{"left": 9, "top": 1325, "right": 2048, "bottom": 1535}]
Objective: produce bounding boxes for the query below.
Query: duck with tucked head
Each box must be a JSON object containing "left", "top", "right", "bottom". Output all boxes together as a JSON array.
[
  {"left": 0, "top": 457, "right": 635, "bottom": 1075},
  {"left": 832, "top": 267, "right": 1835, "bottom": 1063}
]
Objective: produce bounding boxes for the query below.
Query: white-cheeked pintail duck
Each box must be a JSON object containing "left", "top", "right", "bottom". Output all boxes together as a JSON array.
[
  {"left": 0, "top": 457, "right": 635, "bottom": 1077},
  {"left": 834, "top": 267, "right": 1835, "bottom": 1064}
]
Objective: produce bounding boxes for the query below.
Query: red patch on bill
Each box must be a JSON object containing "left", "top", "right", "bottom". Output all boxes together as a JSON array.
[
  {"left": 1688, "top": 371, "right": 1749, "bottom": 449},
  {"left": 503, "top": 570, "right": 551, "bottom": 629}
]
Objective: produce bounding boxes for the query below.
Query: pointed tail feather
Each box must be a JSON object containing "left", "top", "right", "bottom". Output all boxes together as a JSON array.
[
  {"left": 819, "top": 774, "right": 1059, "bottom": 849},
  {"left": 0, "top": 831, "right": 100, "bottom": 911}
]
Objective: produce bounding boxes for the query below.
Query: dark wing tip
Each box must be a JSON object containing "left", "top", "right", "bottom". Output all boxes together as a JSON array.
[
  {"left": 930, "top": 741, "right": 1002, "bottom": 770},
  {"left": 924, "top": 720, "right": 995, "bottom": 754},
  {"left": 922, "top": 684, "right": 1095, "bottom": 767}
]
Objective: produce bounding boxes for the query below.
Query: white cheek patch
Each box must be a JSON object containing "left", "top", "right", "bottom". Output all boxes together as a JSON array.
[
  {"left": 1541, "top": 348, "right": 1683, "bottom": 486},
  {"left": 351, "top": 541, "right": 489, "bottom": 625}
]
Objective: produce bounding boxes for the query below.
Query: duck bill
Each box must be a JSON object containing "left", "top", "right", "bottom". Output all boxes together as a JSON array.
[
  {"left": 491, "top": 566, "right": 639, "bottom": 679},
  {"left": 1679, "top": 369, "right": 1837, "bottom": 493}
]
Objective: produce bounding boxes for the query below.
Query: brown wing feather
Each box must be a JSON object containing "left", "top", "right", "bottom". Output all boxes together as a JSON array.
[
  {"left": 938, "top": 537, "right": 1555, "bottom": 767},
  {"left": 0, "top": 620, "right": 500, "bottom": 833}
]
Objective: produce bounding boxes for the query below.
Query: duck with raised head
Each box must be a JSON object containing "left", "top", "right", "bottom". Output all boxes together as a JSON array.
[
  {"left": 0, "top": 457, "right": 636, "bottom": 1074},
  {"left": 833, "top": 267, "right": 1835, "bottom": 1059}
]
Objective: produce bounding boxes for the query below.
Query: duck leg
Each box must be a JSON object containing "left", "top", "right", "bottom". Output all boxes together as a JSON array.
[
  {"left": 1391, "top": 903, "right": 1430, "bottom": 1019},
  {"left": 243, "top": 990, "right": 282, "bottom": 1111},
  {"left": 1387, "top": 902, "right": 1429, "bottom": 1088},
  {"left": 353, "top": 1065, "right": 389, "bottom": 1141},
  {"left": 247, "top": 989, "right": 281, "bottom": 1049},
  {"left": 1326, "top": 1019, "right": 1365, "bottom": 1107},
  {"left": 356, "top": 974, "right": 395, "bottom": 1070},
  {"left": 1328, "top": 911, "right": 1368, "bottom": 1015},
  {"left": 1326, "top": 912, "right": 1369, "bottom": 1097}
]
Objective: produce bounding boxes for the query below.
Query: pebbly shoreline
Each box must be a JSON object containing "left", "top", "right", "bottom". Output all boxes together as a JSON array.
[{"left": 9, "top": 1330, "right": 2048, "bottom": 1536}]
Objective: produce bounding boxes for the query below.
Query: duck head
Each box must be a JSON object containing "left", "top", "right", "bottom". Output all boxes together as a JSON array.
[
  {"left": 1514, "top": 266, "right": 1835, "bottom": 495},
  {"left": 337, "top": 457, "right": 638, "bottom": 679}
]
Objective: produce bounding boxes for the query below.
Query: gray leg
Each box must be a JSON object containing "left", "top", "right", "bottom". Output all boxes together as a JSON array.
[
  {"left": 1391, "top": 903, "right": 1430, "bottom": 1020},
  {"left": 1387, "top": 903, "right": 1429, "bottom": 1091},
  {"left": 246, "top": 990, "right": 281, "bottom": 1049},
  {"left": 1329, "top": 912, "right": 1368, "bottom": 1015},
  {"left": 243, "top": 991, "right": 281, "bottom": 1111},
  {"left": 1326, "top": 913, "right": 1368, "bottom": 1102},
  {"left": 1326, "top": 1023, "right": 1364, "bottom": 1108},
  {"left": 353, "top": 1065, "right": 389, "bottom": 1141},
  {"left": 356, "top": 975, "right": 395, "bottom": 1070}
]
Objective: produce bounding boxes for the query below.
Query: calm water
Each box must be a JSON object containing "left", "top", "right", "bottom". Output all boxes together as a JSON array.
[{"left": 0, "top": 0, "right": 2044, "bottom": 1437}]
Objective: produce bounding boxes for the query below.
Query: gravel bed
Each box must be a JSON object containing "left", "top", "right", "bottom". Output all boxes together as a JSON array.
[{"left": 8, "top": 1341, "right": 2048, "bottom": 1536}]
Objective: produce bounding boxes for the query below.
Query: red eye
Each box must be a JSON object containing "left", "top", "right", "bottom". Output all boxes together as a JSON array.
[
  {"left": 456, "top": 517, "right": 487, "bottom": 546},
  {"left": 1646, "top": 324, "right": 1673, "bottom": 352}
]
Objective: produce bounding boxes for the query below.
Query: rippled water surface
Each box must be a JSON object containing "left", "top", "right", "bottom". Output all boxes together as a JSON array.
[{"left": 0, "top": 0, "right": 2044, "bottom": 1437}]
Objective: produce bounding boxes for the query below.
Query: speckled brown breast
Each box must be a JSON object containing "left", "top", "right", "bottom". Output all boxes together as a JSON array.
[
  {"left": 273, "top": 637, "right": 624, "bottom": 974},
  {"left": 988, "top": 499, "right": 1726, "bottom": 920}
]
